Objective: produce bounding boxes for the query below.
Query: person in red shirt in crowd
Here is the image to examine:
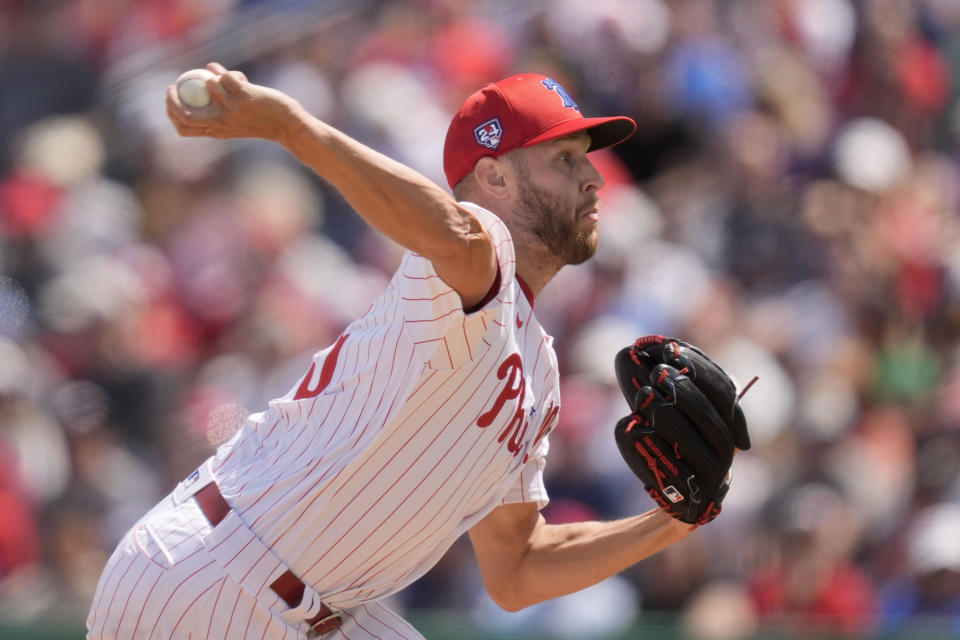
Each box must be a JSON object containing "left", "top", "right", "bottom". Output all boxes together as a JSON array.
[{"left": 747, "top": 483, "right": 877, "bottom": 634}]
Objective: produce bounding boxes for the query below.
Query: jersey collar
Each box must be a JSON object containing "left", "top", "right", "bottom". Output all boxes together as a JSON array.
[{"left": 516, "top": 274, "right": 534, "bottom": 307}]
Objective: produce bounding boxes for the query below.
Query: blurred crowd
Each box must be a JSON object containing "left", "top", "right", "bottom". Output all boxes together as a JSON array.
[{"left": 2, "top": 0, "right": 960, "bottom": 637}]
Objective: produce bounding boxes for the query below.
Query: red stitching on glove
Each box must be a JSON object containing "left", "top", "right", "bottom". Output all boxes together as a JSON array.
[
  {"left": 696, "top": 502, "right": 722, "bottom": 526},
  {"left": 634, "top": 335, "right": 666, "bottom": 347},
  {"left": 634, "top": 442, "right": 668, "bottom": 490},
  {"left": 647, "top": 489, "right": 670, "bottom": 510},
  {"left": 640, "top": 391, "right": 654, "bottom": 410}
]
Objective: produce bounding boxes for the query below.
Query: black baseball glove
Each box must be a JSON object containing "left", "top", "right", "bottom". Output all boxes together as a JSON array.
[{"left": 613, "top": 335, "right": 753, "bottom": 526}]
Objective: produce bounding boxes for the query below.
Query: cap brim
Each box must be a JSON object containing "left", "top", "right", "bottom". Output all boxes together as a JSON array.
[{"left": 521, "top": 116, "right": 637, "bottom": 152}]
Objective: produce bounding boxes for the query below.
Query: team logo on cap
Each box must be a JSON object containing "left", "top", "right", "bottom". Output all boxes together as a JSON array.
[
  {"left": 474, "top": 117, "right": 503, "bottom": 150},
  {"left": 541, "top": 78, "right": 580, "bottom": 111}
]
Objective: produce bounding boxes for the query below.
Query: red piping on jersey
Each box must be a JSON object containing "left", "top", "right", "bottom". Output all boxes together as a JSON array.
[
  {"left": 464, "top": 264, "right": 502, "bottom": 314},
  {"left": 515, "top": 275, "right": 534, "bottom": 307}
]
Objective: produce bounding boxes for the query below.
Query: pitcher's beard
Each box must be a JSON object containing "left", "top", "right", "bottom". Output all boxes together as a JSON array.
[{"left": 515, "top": 178, "right": 598, "bottom": 266}]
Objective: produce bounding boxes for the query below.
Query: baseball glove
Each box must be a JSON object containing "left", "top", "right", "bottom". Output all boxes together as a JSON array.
[{"left": 613, "top": 335, "right": 753, "bottom": 526}]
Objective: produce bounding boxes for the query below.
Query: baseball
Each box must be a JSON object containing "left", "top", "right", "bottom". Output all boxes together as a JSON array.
[{"left": 175, "top": 68, "right": 215, "bottom": 108}]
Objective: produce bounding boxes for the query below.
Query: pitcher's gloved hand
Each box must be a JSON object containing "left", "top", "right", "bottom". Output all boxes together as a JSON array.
[{"left": 613, "top": 335, "right": 754, "bottom": 526}]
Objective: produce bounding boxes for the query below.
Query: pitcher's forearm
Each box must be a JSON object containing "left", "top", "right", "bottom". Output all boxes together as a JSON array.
[
  {"left": 168, "top": 69, "right": 495, "bottom": 305},
  {"left": 508, "top": 509, "right": 692, "bottom": 610},
  {"left": 278, "top": 106, "right": 484, "bottom": 261}
]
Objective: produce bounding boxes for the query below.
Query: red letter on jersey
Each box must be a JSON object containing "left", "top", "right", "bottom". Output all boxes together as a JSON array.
[
  {"left": 294, "top": 333, "right": 349, "bottom": 401},
  {"left": 477, "top": 353, "right": 524, "bottom": 428}
]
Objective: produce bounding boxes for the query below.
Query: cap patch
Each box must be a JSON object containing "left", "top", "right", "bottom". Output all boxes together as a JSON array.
[
  {"left": 541, "top": 78, "right": 580, "bottom": 112},
  {"left": 473, "top": 117, "right": 503, "bottom": 150}
]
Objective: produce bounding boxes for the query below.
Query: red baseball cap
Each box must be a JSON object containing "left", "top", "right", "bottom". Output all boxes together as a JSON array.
[{"left": 443, "top": 73, "right": 637, "bottom": 189}]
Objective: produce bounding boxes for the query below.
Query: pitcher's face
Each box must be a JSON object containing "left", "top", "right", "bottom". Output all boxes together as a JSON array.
[{"left": 507, "top": 132, "right": 605, "bottom": 266}]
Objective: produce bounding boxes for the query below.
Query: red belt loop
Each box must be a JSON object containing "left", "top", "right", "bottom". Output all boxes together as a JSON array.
[{"left": 193, "top": 482, "right": 342, "bottom": 636}]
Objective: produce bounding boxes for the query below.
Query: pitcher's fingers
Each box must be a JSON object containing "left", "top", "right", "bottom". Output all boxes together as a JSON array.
[
  {"left": 219, "top": 70, "right": 248, "bottom": 96},
  {"left": 206, "top": 78, "right": 233, "bottom": 109},
  {"left": 175, "top": 123, "right": 211, "bottom": 137},
  {"left": 166, "top": 86, "right": 190, "bottom": 122},
  {"left": 167, "top": 111, "right": 205, "bottom": 136},
  {"left": 206, "top": 62, "right": 229, "bottom": 75},
  {"left": 167, "top": 85, "right": 219, "bottom": 123},
  {"left": 167, "top": 106, "right": 209, "bottom": 137}
]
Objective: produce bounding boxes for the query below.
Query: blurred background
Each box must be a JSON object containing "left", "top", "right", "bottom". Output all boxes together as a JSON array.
[{"left": 2, "top": 0, "right": 960, "bottom": 638}]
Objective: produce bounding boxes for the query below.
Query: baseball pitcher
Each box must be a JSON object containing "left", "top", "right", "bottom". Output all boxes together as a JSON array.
[{"left": 86, "top": 64, "right": 751, "bottom": 639}]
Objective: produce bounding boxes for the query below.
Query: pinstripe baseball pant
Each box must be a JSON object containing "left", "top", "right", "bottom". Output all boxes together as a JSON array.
[{"left": 86, "top": 490, "right": 424, "bottom": 639}]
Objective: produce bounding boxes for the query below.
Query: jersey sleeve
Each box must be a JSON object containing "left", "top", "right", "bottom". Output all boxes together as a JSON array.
[
  {"left": 499, "top": 435, "right": 550, "bottom": 510},
  {"left": 397, "top": 202, "right": 516, "bottom": 368}
]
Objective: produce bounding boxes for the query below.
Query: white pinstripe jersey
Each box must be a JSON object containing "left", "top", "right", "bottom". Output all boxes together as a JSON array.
[{"left": 209, "top": 202, "right": 561, "bottom": 611}]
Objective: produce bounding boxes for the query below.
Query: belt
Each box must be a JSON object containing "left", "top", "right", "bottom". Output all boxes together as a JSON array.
[{"left": 194, "top": 482, "right": 342, "bottom": 637}]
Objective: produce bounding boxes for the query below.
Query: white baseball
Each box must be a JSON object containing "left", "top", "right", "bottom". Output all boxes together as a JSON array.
[{"left": 176, "top": 69, "right": 215, "bottom": 108}]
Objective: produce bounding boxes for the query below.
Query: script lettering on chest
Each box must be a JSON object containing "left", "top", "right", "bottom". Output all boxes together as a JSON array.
[{"left": 476, "top": 353, "right": 529, "bottom": 456}]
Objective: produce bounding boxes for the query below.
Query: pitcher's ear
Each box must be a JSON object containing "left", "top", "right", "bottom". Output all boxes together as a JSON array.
[{"left": 473, "top": 156, "right": 511, "bottom": 199}]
